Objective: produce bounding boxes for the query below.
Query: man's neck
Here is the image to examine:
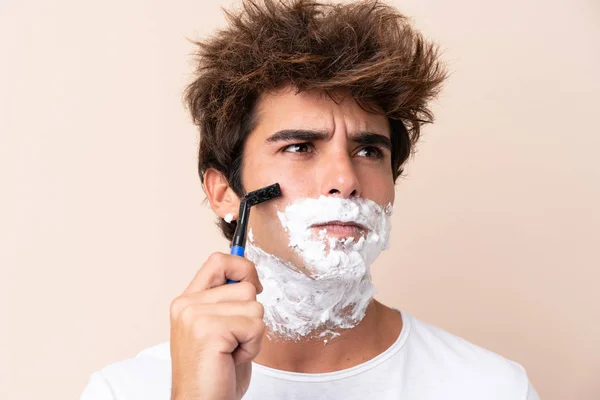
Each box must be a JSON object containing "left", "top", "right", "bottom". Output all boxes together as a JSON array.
[{"left": 253, "top": 300, "right": 403, "bottom": 373}]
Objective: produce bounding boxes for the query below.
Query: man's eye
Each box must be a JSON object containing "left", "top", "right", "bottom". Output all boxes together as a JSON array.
[
  {"left": 356, "top": 146, "right": 383, "bottom": 159},
  {"left": 282, "top": 143, "right": 314, "bottom": 153}
]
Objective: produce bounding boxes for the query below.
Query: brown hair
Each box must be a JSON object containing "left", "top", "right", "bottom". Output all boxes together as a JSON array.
[{"left": 184, "top": 0, "right": 447, "bottom": 240}]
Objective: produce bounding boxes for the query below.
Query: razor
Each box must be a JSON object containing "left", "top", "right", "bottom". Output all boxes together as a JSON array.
[{"left": 226, "top": 183, "right": 282, "bottom": 283}]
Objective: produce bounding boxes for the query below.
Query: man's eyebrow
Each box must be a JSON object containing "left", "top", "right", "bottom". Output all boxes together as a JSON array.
[
  {"left": 265, "top": 129, "right": 392, "bottom": 151},
  {"left": 266, "top": 129, "right": 329, "bottom": 143},
  {"left": 350, "top": 132, "right": 392, "bottom": 151}
]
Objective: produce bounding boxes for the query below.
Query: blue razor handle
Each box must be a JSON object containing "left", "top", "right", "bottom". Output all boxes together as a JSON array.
[
  {"left": 230, "top": 245, "right": 244, "bottom": 257},
  {"left": 226, "top": 245, "right": 245, "bottom": 284}
]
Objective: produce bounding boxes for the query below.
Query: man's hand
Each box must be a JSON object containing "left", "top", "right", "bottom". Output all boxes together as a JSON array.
[{"left": 169, "top": 252, "right": 265, "bottom": 400}]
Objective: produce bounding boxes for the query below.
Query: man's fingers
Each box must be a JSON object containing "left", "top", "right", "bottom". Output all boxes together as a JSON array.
[
  {"left": 178, "top": 301, "right": 264, "bottom": 322},
  {"left": 189, "top": 314, "right": 265, "bottom": 363},
  {"left": 225, "top": 316, "right": 266, "bottom": 365},
  {"left": 193, "top": 281, "right": 258, "bottom": 303},
  {"left": 183, "top": 252, "right": 263, "bottom": 294}
]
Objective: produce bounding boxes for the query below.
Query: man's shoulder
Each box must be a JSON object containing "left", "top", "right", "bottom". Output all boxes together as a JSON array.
[
  {"left": 81, "top": 342, "right": 171, "bottom": 400},
  {"left": 403, "top": 312, "right": 535, "bottom": 398},
  {"left": 135, "top": 341, "right": 171, "bottom": 361},
  {"left": 100, "top": 341, "right": 171, "bottom": 376}
]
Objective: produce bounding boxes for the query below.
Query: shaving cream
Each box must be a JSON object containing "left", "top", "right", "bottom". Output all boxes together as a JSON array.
[{"left": 245, "top": 195, "right": 392, "bottom": 341}]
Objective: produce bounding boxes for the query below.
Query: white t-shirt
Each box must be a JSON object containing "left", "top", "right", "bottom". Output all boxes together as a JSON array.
[{"left": 80, "top": 311, "right": 540, "bottom": 400}]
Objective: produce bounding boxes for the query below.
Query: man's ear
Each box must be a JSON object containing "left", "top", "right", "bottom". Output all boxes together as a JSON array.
[{"left": 203, "top": 168, "right": 241, "bottom": 221}]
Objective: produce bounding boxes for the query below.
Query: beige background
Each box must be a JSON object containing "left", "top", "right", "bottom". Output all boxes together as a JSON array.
[{"left": 1, "top": 0, "right": 599, "bottom": 399}]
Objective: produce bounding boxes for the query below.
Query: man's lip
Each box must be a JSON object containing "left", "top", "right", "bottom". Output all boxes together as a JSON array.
[{"left": 310, "top": 221, "right": 368, "bottom": 231}]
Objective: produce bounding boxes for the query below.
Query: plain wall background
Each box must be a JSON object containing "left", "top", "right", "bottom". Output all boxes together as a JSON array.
[{"left": 1, "top": 0, "right": 599, "bottom": 399}]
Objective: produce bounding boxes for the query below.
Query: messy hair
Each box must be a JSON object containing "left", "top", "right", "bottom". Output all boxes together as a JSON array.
[{"left": 184, "top": 0, "right": 447, "bottom": 240}]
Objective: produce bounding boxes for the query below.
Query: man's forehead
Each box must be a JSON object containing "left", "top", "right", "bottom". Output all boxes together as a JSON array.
[{"left": 253, "top": 87, "right": 390, "bottom": 137}]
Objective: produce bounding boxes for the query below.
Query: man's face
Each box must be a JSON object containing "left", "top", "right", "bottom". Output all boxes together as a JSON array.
[{"left": 241, "top": 87, "right": 395, "bottom": 273}]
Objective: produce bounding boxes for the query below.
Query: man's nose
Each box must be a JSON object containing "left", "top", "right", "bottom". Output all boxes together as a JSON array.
[{"left": 319, "top": 151, "right": 362, "bottom": 198}]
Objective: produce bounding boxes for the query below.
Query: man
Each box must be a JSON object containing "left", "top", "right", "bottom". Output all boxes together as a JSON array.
[{"left": 81, "top": 1, "right": 540, "bottom": 399}]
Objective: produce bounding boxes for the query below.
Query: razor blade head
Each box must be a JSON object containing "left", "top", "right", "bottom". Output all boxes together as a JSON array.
[{"left": 245, "top": 183, "right": 282, "bottom": 207}]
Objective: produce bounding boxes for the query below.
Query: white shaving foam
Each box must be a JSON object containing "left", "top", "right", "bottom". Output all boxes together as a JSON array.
[{"left": 246, "top": 196, "right": 392, "bottom": 341}]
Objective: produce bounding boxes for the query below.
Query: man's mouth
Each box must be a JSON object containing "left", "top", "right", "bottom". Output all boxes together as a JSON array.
[{"left": 310, "top": 221, "right": 369, "bottom": 237}]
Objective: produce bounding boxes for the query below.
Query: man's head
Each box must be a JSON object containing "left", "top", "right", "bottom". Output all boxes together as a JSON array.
[{"left": 185, "top": 0, "right": 446, "bottom": 269}]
